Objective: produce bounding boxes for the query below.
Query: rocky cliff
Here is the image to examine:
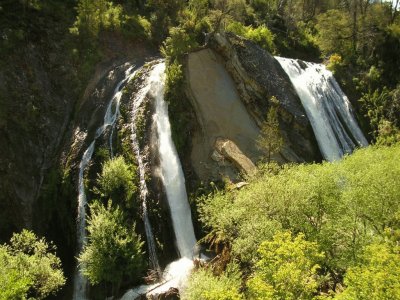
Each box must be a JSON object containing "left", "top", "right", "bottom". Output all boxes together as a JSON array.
[{"left": 184, "top": 33, "right": 321, "bottom": 183}]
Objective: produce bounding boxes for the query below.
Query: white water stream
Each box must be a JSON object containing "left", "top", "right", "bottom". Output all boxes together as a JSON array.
[
  {"left": 129, "top": 65, "right": 162, "bottom": 273},
  {"left": 275, "top": 57, "right": 368, "bottom": 161},
  {"left": 73, "top": 65, "right": 138, "bottom": 300},
  {"left": 122, "top": 62, "right": 197, "bottom": 299}
]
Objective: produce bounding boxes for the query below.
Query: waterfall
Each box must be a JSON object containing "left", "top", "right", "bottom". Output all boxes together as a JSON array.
[
  {"left": 121, "top": 62, "right": 197, "bottom": 300},
  {"left": 73, "top": 65, "right": 138, "bottom": 300},
  {"left": 152, "top": 64, "right": 197, "bottom": 258},
  {"left": 73, "top": 141, "right": 95, "bottom": 300},
  {"left": 275, "top": 57, "right": 368, "bottom": 161},
  {"left": 130, "top": 66, "right": 161, "bottom": 273}
]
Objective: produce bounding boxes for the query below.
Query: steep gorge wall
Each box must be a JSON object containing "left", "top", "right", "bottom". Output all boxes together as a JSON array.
[
  {"left": 209, "top": 33, "right": 321, "bottom": 162},
  {"left": 184, "top": 33, "right": 321, "bottom": 183}
]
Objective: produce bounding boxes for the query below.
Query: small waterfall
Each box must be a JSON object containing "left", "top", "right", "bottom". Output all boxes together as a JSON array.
[
  {"left": 73, "top": 141, "right": 95, "bottom": 300},
  {"left": 73, "top": 65, "right": 138, "bottom": 300},
  {"left": 152, "top": 64, "right": 197, "bottom": 258},
  {"left": 275, "top": 57, "right": 368, "bottom": 161},
  {"left": 130, "top": 66, "right": 161, "bottom": 273},
  {"left": 121, "top": 62, "right": 197, "bottom": 300}
]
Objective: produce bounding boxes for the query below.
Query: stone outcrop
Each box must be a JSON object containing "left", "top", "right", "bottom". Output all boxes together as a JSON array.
[
  {"left": 209, "top": 33, "right": 321, "bottom": 162},
  {"left": 185, "top": 48, "right": 264, "bottom": 182},
  {"left": 214, "top": 138, "right": 257, "bottom": 176},
  {"left": 184, "top": 34, "right": 321, "bottom": 183}
]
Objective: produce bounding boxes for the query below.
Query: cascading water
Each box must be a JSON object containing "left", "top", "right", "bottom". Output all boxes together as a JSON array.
[
  {"left": 121, "top": 62, "right": 197, "bottom": 300},
  {"left": 130, "top": 67, "right": 161, "bottom": 274},
  {"left": 275, "top": 57, "right": 368, "bottom": 161},
  {"left": 73, "top": 141, "right": 95, "bottom": 300},
  {"left": 73, "top": 65, "right": 138, "bottom": 300},
  {"left": 152, "top": 64, "right": 197, "bottom": 258}
]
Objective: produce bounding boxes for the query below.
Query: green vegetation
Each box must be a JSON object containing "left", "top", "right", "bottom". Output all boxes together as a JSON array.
[
  {"left": 78, "top": 201, "right": 145, "bottom": 295},
  {"left": 247, "top": 232, "right": 323, "bottom": 300},
  {"left": 183, "top": 264, "right": 243, "bottom": 300},
  {"left": 96, "top": 156, "right": 138, "bottom": 208},
  {"left": 189, "top": 144, "right": 400, "bottom": 299},
  {"left": 0, "top": 230, "right": 65, "bottom": 299},
  {"left": 256, "top": 96, "right": 284, "bottom": 162},
  {"left": 333, "top": 241, "right": 400, "bottom": 300},
  {"left": 2, "top": 0, "right": 400, "bottom": 299}
]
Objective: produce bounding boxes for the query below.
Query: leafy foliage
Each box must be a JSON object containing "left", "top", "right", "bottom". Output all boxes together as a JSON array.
[
  {"left": 197, "top": 145, "right": 400, "bottom": 293},
  {"left": 183, "top": 264, "right": 243, "bottom": 300},
  {"left": 227, "top": 22, "right": 275, "bottom": 52},
  {"left": 78, "top": 201, "right": 145, "bottom": 293},
  {"left": 315, "top": 10, "right": 352, "bottom": 58},
  {"left": 334, "top": 241, "right": 400, "bottom": 300},
  {"left": 247, "top": 231, "right": 323, "bottom": 300},
  {"left": 0, "top": 230, "right": 65, "bottom": 300},
  {"left": 96, "top": 156, "right": 138, "bottom": 208},
  {"left": 161, "top": 27, "right": 198, "bottom": 62},
  {"left": 70, "top": 0, "right": 124, "bottom": 37}
]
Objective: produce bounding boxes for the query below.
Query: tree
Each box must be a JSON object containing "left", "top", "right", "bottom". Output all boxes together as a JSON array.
[
  {"left": 70, "top": 0, "right": 123, "bottom": 37},
  {"left": 78, "top": 201, "right": 145, "bottom": 295},
  {"left": 315, "top": 9, "right": 353, "bottom": 57},
  {"left": 246, "top": 231, "right": 323, "bottom": 300},
  {"left": 256, "top": 96, "right": 284, "bottom": 162},
  {"left": 96, "top": 156, "right": 137, "bottom": 208},
  {"left": 0, "top": 230, "right": 65, "bottom": 299},
  {"left": 334, "top": 241, "right": 400, "bottom": 300}
]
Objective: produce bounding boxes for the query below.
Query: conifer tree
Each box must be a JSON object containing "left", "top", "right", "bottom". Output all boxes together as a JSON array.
[{"left": 257, "top": 96, "right": 284, "bottom": 163}]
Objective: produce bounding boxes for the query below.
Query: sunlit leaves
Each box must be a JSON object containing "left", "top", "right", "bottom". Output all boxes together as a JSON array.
[
  {"left": 247, "top": 232, "right": 323, "bottom": 300},
  {"left": 78, "top": 201, "right": 145, "bottom": 289},
  {"left": 0, "top": 230, "right": 65, "bottom": 299}
]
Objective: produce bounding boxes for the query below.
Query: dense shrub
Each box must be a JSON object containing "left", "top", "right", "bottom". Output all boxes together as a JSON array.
[
  {"left": 0, "top": 230, "right": 65, "bottom": 299},
  {"left": 96, "top": 156, "right": 138, "bottom": 208},
  {"left": 78, "top": 201, "right": 145, "bottom": 294},
  {"left": 183, "top": 264, "right": 243, "bottom": 300},
  {"left": 247, "top": 232, "right": 323, "bottom": 300},
  {"left": 198, "top": 144, "right": 400, "bottom": 282}
]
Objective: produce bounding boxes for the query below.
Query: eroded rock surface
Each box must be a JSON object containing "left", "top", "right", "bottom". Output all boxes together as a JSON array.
[
  {"left": 185, "top": 48, "right": 263, "bottom": 181},
  {"left": 209, "top": 33, "right": 321, "bottom": 162}
]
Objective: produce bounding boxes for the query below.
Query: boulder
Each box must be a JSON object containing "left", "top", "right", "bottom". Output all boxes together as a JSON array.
[{"left": 214, "top": 138, "right": 257, "bottom": 176}]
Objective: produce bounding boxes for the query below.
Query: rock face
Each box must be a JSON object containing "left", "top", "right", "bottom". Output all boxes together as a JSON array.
[
  {"left": 185, "top": 48, "right": 263, "bottom": 182},
  {"left": 184, "top": 33, "right": 321, "bottom": 182},
  {"left": 209, "top": 33, "right": 321, "bottom": 162},
  {"left": 0, "top": 44, "right": 77, "bottom": 238}
]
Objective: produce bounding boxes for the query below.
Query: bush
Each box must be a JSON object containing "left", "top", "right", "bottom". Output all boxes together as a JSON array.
[
  {"left": 78, "top": 201, "right": 145, "bottom": 294},
  {"left": 244, "top": 25, "right": 275, "bottom": 53},
  {"left": 247, "top": 231, "right": 323, "bottom": 300},
  {"left": 161, "top": 26, "right": 198, "bottom": 62},
  {"left": 96, "top": 156, "right": 137, "bottom": 208},
  {"left": 334, "top": 241, "right": 400, "bottom": 300},
  {"left": 0, "top": 230, "right": 65, "bottom": 299},
  {"left": 198, "top": 145, "right": 400, "bottom": 273},
  {"left": 227, "top": 22, "right": 275, "bottom": 53},
  {"left": 183, "top": 264, "right": 243, "bottom": 300},
  {"left": 70, "top": 0, "right": 124, "bottom": 38}
]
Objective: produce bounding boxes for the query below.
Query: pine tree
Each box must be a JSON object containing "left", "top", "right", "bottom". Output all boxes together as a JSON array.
[{"left": 257, "top": 96, "right": 284, "bottom": 163}]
